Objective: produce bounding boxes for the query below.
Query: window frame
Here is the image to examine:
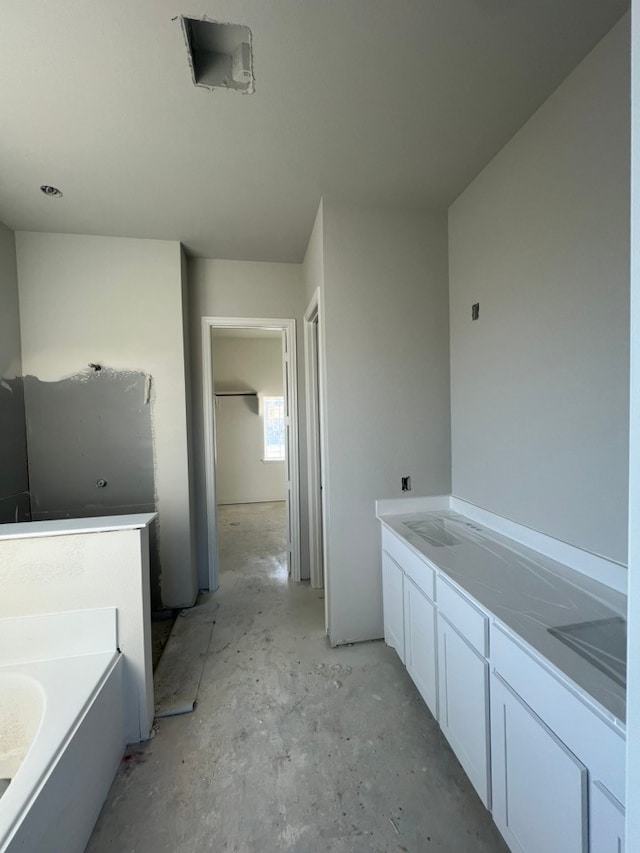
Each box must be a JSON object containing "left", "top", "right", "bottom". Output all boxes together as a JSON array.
[{"left": 262, "top": 395, "right": 286, "bottom": 462}]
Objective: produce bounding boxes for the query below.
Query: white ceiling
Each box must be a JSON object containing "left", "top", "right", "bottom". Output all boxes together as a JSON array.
[{"left": 0, "top": 0, "right": 628, "bottom": 263}]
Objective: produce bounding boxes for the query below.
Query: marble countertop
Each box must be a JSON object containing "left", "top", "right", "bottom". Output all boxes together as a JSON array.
[
  {"left": 0, "top": 513, "right": 157, "bottom": 541},
  {"left": 380, "top": 510, "right": 627, "bottom": 728}
]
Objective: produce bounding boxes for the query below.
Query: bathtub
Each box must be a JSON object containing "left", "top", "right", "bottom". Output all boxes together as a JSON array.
[{"left": 0, "top": 612, "right": 126, "bottom": 853}]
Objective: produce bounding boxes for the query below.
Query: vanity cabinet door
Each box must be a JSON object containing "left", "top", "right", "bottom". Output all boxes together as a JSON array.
[
  {"left": 404, "top": 576, "right": 437, "bottom": 719},
  {"left": 491, "top": 673, "right": 588, "bottom": 853},
  {"left": 437, "top": 614, "right": 490, "bottom": 807},
  {"left": 590, "top": 781, "right": 625, "bottom": 853},
  {"left": 382, "top": 552, "right": 405, "bottom": 663}
]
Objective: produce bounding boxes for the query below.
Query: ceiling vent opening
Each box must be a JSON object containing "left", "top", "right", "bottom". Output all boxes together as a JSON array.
[
  {"left": 40, "top": 185, "right": 63, "bottom": 198},
  {"left": 180, "top": 17, "right": 254, "bottom": 94}
]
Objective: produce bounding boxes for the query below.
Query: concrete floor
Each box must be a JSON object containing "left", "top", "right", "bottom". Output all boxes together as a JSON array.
[{"left": 87, "top": 501, "right": 508, "bottom": 852}]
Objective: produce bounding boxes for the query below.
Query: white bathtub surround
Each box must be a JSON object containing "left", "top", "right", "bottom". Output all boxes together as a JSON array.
[
  {"left": 0, "top": 513, "right": 156, "bottom": 742},
  {"left": 0, "top": 514, "right": 157, "bottom": 540},
  {"left": 0, "top": 608, "right": 117, "bottom": 666},
  {"left": 0, "top": 675, "right": 42, "bottom": 782},
  {"left": 0, "top": 609, "right": 125, "bottom": 853}
]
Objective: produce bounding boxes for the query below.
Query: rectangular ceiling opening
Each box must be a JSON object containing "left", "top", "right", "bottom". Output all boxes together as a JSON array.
[{"left": 181, "top": 17, "right": 254, "bottom": 93}]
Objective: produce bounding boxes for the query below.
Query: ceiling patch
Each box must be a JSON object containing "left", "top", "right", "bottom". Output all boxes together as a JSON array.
[{"left": 179, "top": 16, "right": 254, "bottom": 94}]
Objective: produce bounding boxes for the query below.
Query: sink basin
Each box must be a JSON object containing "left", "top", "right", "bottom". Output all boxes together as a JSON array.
[
  {"left": 404, "top": 518, "right": 465, "bottom": 547},
  {"left": 548, "top": 616, "right": 626, "bottom": 688}
]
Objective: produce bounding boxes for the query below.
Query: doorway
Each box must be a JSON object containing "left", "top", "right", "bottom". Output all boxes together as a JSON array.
[{"left": 201, "top": 316, "right": 301, "bottom": 592}]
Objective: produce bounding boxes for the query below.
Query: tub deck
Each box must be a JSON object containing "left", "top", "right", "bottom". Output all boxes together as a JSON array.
[{"left": 0, "top": 649, "right": 125, "bottom": 852}]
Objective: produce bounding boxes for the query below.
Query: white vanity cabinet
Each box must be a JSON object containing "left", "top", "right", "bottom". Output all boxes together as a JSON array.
[
  {"left": 379, "top": 518, "right": 626, "bottom": 853},
  {"left": 382, "top": 527, "right": 437, "bottom": 713},
  {"left": 382, "top": 551, "right": 405, "bottom": 663},
  {"left": 404, "top": 576, "right": 437, "bottom": 718},
  {"left": 436, "top": 576, "right": 490, "bottom": 808}
]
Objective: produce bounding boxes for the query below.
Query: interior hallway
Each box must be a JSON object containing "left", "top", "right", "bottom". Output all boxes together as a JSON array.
[{"left": 87, "top": 502, "right": 507, "bottom": 852}]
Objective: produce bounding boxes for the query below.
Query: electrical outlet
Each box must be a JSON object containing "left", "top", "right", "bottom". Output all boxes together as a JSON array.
[{"left": 401, "top": 476, "right": 412, "bottom": 492}]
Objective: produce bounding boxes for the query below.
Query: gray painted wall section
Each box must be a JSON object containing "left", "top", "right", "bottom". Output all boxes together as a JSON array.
[
  {"left": 0, "top": 220, "right": 29, "bottom": 522},
  {"left": 448, "top": 16, "right": 630, "bottom": 566},
  {"left": 0, "top": 378, "right": 29, "bottom": 522}
]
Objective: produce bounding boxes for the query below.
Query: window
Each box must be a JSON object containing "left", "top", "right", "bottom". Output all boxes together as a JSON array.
[{"left": 263, "top": 396, "right": 285, "bottom": 461}]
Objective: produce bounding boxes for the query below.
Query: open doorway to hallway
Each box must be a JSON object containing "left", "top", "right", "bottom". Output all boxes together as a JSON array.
[
  {"left": 201, "top": 317, "right": 301, "bottom": 593},
  {"left": 212, "top": 328, "right": 288, "bottom": 583}
]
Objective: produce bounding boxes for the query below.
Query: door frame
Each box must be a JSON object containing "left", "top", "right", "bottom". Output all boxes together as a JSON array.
[
  {"left": 304, "top": 289, "right": 330, "bottom": 633},
  {"left": 202, "top": 315, "right": 301, "bottom": 591},
  {"left": 304, "top": 290, "right": 324, "bottom": 590}
]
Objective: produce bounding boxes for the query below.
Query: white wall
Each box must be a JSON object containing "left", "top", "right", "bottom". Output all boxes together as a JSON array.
[
  {"left": 320, "top": 201, "right": 452, "bottom": 644},
  {"left": 0, "top": 220, "right": 29, "bottom": 522},
  {"left": 626, "top": 2, "right": 639, "bottom": 844},
  {"left": 15, "top": 233, "right": 197, "bottom": 607},
  {"left": 213, "top": 336, "right": 285, "bottom": 504},
  {"left": 188, "top": 259, "right": 308, "bottom": 589},
  {"left": 448, "top": 15, "right": 630, "bottom": 566},
  {"left": 303, "top": 201, "right": 324, "bottom": 306},
  {"left": 0, "top": 221, "right": 21, "bottom": 380}
]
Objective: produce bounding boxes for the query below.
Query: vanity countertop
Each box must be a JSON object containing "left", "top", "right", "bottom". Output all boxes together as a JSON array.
[{"left": 380, "top": 510, "right": 626, "bottom": 728}]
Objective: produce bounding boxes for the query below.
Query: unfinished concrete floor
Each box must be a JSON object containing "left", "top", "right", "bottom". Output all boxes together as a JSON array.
[{"left": 87, "top": 501, "right": 508, "bottom": 853}]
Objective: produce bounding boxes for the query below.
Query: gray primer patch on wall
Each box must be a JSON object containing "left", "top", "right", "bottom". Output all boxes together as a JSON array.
[
  {"left": 24, "top": 368, "right": 162, "bottom": 605},
  {"left": 0, "top": 377, "right": 30, "bottom": 523}
]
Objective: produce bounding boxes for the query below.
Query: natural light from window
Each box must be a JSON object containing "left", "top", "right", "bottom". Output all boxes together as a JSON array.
[{"left": 263, "top": 396, "right": 285, "bottom": 461}]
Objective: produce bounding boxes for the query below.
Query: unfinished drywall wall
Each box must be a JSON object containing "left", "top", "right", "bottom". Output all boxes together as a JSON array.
[
  {"left": 320, "top": 200, "right": 452, "bottom": 645},
  {"left": 0, "top": 220, "right": 29, "bottom": 523},
  {"left": 213, "top": 336, "right": 285, "bottom": 504},
  {"left": 15, "top": 233, "right": 196, "bottom": 608},
  {"left": 188, "top": 259, "right": 308, "bottom": 588},
  {"left": 25, "top": 369, "right": 154, "bottom": 519},
  {"left": 449, "top": 15, "right": 630, "bottom": 566}
]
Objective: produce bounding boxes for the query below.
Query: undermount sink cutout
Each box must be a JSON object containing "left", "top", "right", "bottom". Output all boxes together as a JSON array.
[
  {"left": 548, "top": 616, "right": 626, "bottom": 688},
  {"left": 404, "top": 518, "right": 464, "bottom": 547},
  {"left": 180, "top": 17, "right": 254, "bottom": 93}
]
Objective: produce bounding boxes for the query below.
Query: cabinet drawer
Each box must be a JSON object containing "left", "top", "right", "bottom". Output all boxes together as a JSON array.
[
  {"left": 436, "top": 575, "right": 488, "bottom": 656},
  {"left": 382, "top": 526, "right": 435, "bottom": 600}
]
